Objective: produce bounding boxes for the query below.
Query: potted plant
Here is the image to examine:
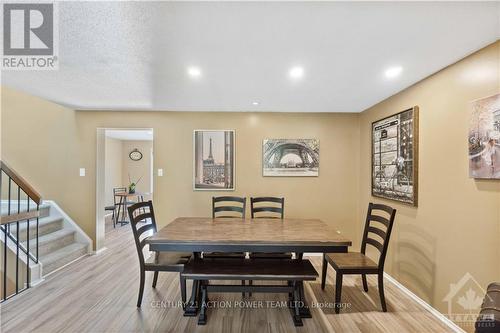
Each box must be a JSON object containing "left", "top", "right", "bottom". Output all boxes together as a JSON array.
[{"left": 128, "top": 174, "right": 143, "bottom": 194}]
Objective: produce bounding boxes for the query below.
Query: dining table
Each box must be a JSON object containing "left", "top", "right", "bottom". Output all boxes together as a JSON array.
[
  {"left": 146, "top": 217, "right": 352, "bottom": 320},
  {"left": 114, "top": 191, "right": 149, "bottom": 226}
]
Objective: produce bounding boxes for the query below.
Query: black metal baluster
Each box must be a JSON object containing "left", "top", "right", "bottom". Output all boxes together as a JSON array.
[
  {"left": 36, "top": 203, "right": 40, "bottom": 263},
  {"left": 7, "top": 178, "right": 11, "bottom": 234},
  {"left": 16, "top": 187, "right": 20, "bottom": 293},
  {"left": 3, "top": 221, "right": 7, "bottom": 300},
  {"left": 0, "top": 171, "right": 4, "bottom": 301},
  {"left": 26, "top": 200, "right": 30, "bottom": 289}
]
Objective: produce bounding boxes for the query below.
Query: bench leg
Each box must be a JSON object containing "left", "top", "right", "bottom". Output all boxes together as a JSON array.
[
  {"left": 184, "top": 280, "right": 200, "bottom": 317},
  {"left": 248, "top": 280, "right": 253, "bottom": 297},
  {"left": 198, "top": 283, "right": 208, "bottom": 325},
  {"left": 290, "top": 282, "right": 303, "bottom": 326},
  {"left": 298, "top": 281, "right": 311, "bottom": 318},
  {"left": 335, "top": 273, "right": 343, "bottom": 314},
  {"left": 321, "top": 254, "right": 327, "bottom": 290},
  {"left": 180, "top": 275, "right": 186, "bottom": 309},
  {"left": 241, "top": 280, "right": 245, "bottom": 298}
]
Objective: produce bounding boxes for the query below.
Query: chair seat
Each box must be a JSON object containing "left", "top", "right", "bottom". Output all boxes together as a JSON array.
[
  {"left": 145, "top": 252, "right": 192, "bottom": 269},
  {"left": 325, "top": 252, "right": 378, "bottom": 271}
]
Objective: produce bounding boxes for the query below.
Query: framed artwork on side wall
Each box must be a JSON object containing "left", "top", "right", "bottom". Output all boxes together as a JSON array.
[
  {"left": 193, "top": 130, "right": 235, "bottom": 190},
  {"left": 372, "top": 107, "right": 419, "bottom": 206},
  {"left": 468, "top": 93, "right": 500, "bottom": 179},
  {"left": 263, "top": 139, "right": 319, "bottom": 176}
]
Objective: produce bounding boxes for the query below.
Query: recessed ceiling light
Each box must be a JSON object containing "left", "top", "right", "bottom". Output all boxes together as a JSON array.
[
  {"left": 385, "top": 66, "right": 403, "bottom": 79},
  {"left": 289, "top": 66, "right": 304, "bottom": 79},
  {"left": 252, "top": 101, "right": 259, "bottom": 106},
  {"left": 187, "top": 66, "right": 201, "bottom": 78}
]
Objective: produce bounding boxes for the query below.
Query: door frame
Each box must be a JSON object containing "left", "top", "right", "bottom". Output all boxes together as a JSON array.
[{"left": 95, "top": 127, "right": 154, "bottom": 252}]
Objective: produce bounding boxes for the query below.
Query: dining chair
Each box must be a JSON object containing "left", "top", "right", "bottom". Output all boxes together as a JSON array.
[
  {"left": 249, "top": 197, "right": 291, "bottom": 259},
  {"left": 127, "top": 201, "right": 192, "bottom": 307},
  {"left": 204, "top": 196, "right": 247, "bottom": 259},
  {"left": 212, "top": 196, "right": 246, "bottom": 218},
  {"left": 321, "top": 202, "right": 396, "bottom": 313},
  {"left": 248, "top": 197, "right": 291, "bottom": 296},
  {"left": 207, "top": 196, "right": 247, "bottom": 296}
]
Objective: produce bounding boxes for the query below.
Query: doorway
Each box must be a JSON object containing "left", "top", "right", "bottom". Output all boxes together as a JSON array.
[{"left": 95, "top": 128, "right": 154, "bottom": 251}]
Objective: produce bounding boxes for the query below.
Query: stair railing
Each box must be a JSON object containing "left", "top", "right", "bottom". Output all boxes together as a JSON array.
[{"left": 0, "top": 161, "right": 42, "bottom": 302}]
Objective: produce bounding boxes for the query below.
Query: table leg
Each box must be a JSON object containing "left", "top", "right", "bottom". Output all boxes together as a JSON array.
[
  {"left": 122, "top": 197, "right": 129, "bottom": 224},
  {"left": 184, "top": 252, "right": 201, "bottom": 317},
  {"left": 293, "top": 252, "right": 311, "bottom": 318},
  {"left": 115, "top": 196, "right": 123, "bottom": 227}
]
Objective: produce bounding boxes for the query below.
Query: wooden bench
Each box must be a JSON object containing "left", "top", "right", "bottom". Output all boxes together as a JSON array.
[{"left": 181, "top": 258, "right": 318, "bottom": 326}]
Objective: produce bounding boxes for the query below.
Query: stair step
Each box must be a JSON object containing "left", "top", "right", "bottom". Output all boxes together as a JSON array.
[
  {"left": 23, "top": 228, "right": 76, "bottom": 256},
  {"left": 9, "top": 216, "right": 64, "bottom": 242},
  {"left": 1, "top": 203, "right": 50, "bottom": 219},
  {"left": 40, "top": 242, "right": 88, "bottom": 275}
]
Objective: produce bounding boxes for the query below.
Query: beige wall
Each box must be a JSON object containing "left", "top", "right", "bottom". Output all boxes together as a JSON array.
[
  {"left": 104, "top": 137, "right": 123, "bottom": 207},
  {"left": 1, "top": 89, "right": 360, "bottom": 252},
  {"left": 121, "top": 140, "right": 153, "bottom": 196},
  {"left": 1, "top": 87, "right": 92, "bottom": 239},
  {"left": 358, "top": 41, "right": 500, "bottom": 327},
  {"left": 2, "top": 41, "right": 500, "bottom": 328}
]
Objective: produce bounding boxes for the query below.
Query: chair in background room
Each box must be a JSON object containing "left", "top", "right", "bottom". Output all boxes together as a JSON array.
[
  {"left": 113, "top": 187, "right": 138, "bottom": 228},
  {"left": 321, "top": 202, "right": 396, "bottom": 313},
  {"left": 128, "top": 201, "right": 192, "bottom": 307}
]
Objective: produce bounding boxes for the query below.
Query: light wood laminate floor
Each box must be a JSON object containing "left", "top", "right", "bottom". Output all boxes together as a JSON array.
[{"left": 0, "top": 217, "right": 453, "bottom": 333}]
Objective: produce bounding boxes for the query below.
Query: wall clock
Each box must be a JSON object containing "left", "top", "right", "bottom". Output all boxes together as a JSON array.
[{"left": 129, "top": 149, "right": 143, "bottom": 161}]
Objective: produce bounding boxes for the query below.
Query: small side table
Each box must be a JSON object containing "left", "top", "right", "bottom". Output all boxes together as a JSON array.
[{"left": 114, "top": 192, "right": 149, "bottom": 227}]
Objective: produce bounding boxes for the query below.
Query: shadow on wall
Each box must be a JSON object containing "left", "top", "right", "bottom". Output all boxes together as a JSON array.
[{"left": 394, "top": 222, "right": 437, "bottom": 305}]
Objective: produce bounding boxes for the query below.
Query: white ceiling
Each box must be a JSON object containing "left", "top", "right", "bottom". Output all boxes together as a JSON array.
[
  {"left": 2, "top": 1, "right": 499, "bottom": 113},
  {"left": 105, "top": 129, "right": 153, "bottom": 141}
]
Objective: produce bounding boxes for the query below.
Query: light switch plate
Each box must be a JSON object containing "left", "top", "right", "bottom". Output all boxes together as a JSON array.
[
  {"left": 79, "top": 168, "right": 86, "bottom": 177},
  {"left": 158, "top": 168, "right": 163, "bottom": 177}
]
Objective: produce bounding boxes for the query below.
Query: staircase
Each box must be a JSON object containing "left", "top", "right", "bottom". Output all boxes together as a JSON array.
[
  {"left": 11, "top": 202, "right": 90, "bottom": 275},
  {"left": 1, "top": 161, "right": 91, "bottom": 302}
]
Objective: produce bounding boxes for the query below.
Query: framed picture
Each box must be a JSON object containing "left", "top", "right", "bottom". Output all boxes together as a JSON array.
[
  {"left": 372, "top": 107, "right": 419, "bottom": 206},
  {"left": 193, "top": 130, "right": 235, "bottom": 190},
  {"left": 468, "top": 93, "right": 500, "bottom": 179},
  {"left": 263, "top": 139, "right": 319, "bottom": 177}
]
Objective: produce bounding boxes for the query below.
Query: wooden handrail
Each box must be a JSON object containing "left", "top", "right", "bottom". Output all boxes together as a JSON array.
[
  {"left": 0, "top": 161, "right": 42, "bottom": 205},
  {"left": 0, "top": 210, "right": 39, "bottom": 225}
]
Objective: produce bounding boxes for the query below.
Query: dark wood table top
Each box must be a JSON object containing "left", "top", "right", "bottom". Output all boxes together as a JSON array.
[{"left": 146, "top": 217, "right": 352, "bottom": 253}]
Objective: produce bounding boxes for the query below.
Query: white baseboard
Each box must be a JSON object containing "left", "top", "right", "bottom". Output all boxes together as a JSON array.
[
  {"left": 43, "top": 253, "right": 90, "bottom": 279},
  {"left": 93, "top": 247, "right": 108, "bottom": 255},
  {"left": 384, "top": 273, "right": 465, "bottom": 333}
]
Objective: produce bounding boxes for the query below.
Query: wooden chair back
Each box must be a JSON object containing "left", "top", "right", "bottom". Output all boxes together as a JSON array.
[
  {"left": 360, "top": 203, "right": 396, "bottom": 270},
  {"left": 250, "top": 197, "right": 284, "bottom": 219},
  {"left": 127, "top": 201, "right": 157, "bottom": 268},
  {"left": 212, "top": 196, "right": 246, "bottom": 218},
  {"left": 113, "top": 187, "right": 127, "bottom": 205}
]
